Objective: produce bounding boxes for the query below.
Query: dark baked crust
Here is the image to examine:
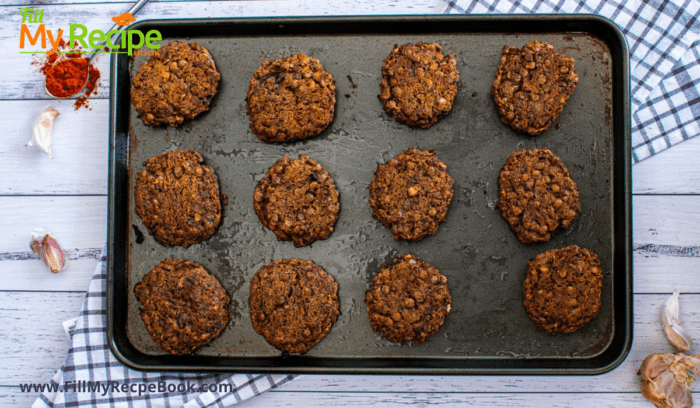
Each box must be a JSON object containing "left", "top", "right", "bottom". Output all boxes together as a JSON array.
[
  {"left": 523, "top": 245, "right": 603, "bottom": 333},
  {"left": 134, "top": 259, "right": 230, "bottom": 355},
  {"left": 246, "top": 53, "right": 336, "bottom": 143},
  {"left": 369, "top": 147, "right": 454, "bottom": 241},
  {"left": 497, "top": 149, "right": 580, "bottom": 243},
  {"left": 491, "top": 40, "right": 578, "bottom": 135},
  {"left": 378, "top": 42, "right": 459, "bottom": 128},
  {"left": 131, "top": 41, "right": 220, "bottom": 127},
  {"left": 135, "top": 149, "right": 222, "bottom": 248},
  {"left": 249, "top": 259, "right": 340, "bottom": 354},
  {"left": 365, "top": 254, "right": 451, "bottom": 344},
  {"left": 254, "top": 155, "right": 340, "bottom": 247}
]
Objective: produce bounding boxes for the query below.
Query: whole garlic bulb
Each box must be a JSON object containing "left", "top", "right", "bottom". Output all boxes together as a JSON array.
[{"left": 639, "top": 353, "right": 700, "bottom": 408}]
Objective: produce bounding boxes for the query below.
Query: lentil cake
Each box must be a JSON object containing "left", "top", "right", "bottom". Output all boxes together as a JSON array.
[
  {"left": 369, "top": 147, "right": 454, "bottom": 241},
  {"left": 523, "top": 245, "right": 603, "bottom": 333},
  {"left": 254, "top": 155, "right": 340, "bottom": 247},
  {"left": 249, "top": 259, "right": 340, "bottom": 354},
  {"left": 131, "top": 41, "right": 220, "bottom": 127},
  {"left": 497, "top": 148, "right": 580, "bottom": 243},
  {"left": 491, "top": 40, "right": 578, "bottom": 135},
  {"left": 365, "top": 254, "right": 451, "bottom": 344},
  {"left": 134, "top": 149, "right": 223, "bottom": 248},
  {"left": 134, "top": 259, "right": 230, "bottom": 355},
  {"left": 378, "top": 42, "right": 459, "bottom": 128},
  {"left": 246, "top": 53, "right": 336, "bottom": 143}
]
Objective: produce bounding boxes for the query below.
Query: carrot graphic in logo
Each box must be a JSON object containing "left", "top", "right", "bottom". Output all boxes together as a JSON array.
[{"left": 112, "top": 13, "right": 135, "bottom": 26}]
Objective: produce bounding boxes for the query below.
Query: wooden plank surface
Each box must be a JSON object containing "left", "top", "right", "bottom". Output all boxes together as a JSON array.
[
  {"left": 0, "top": 100, "right": 109, "bottom": 196},
  {"left": 4, "top": 293, "right": 693, "bottom": 393},
  {"left": 633, "top": 136, "right": 700, "bottom": 195},
  {"left": 0, "top": 292, "right": 84, "bottom": 405},
  {"left": 0, "top": 288, "right": 696, "bottom": 406},
  {"left": 1, "top": 1, "right": 699, "bottom": 407},
  {"left": 1, "top": 195, "right": 698, "bottom": 293},
  {"left": 237, "top": 392, "right": 700, "bottom": 408}
]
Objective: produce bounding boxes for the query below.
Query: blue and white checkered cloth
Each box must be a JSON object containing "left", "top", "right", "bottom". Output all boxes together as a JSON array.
[
  {"left": 34, "top": 2, "right": 700, "bottom": 407},
  {"left": 32, "top": 249, "right": 294, "bottom": 408},
  {"left": 443, "top": 0, "right": 700, "bottom": 162}
]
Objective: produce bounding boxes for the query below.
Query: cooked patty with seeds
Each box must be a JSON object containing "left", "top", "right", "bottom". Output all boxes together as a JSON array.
[
  {"left": 365, "top": 254, "right": 451, "bottom": 344},
  {"left": 134, "top": 259, "right": 230, "bottom": 355},
  {"left": 491, "top": 40, "right": 578, "bottom": 135},
  {"left": 497, "top": 148, "right": 580, "bottom": 243},
  {"left": 254, "top": 155, "right": 340, "bottom": 247},
  {"left": 369, "top": 147, "right": 454, "bottom": 241},
  {"left": 249, "top": 259, "right": 339, "bottom": 354},
  {"left": 246, "top": 53, "right": 336, "bottom": 143},
  {"left": 131, "top": 41, "right": 220, "bottom": 127},
  {"left": 134, "top": 149, "right": 223, "bottom": 248},
  {"left": 379, "top": 42, "right": 459, "bottom": 128},
  {"left": 523, "top": 245, "right": 602, "bottom": 333}
]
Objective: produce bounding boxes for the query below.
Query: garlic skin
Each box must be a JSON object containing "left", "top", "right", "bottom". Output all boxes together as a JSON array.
[
  {"left": 30, "top": 228, "right": 68, "bottom": 273},
  {"left": 639, "top": 353, "right": 700, "bottom": 408},
  {"left": 663, "top": 291, "right": 694, "bottom": 352},
  {"left": 28, "top": 106, "right": 60, "bottom": 158}
]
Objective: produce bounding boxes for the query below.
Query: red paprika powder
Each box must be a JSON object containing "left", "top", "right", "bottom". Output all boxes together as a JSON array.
[
  {"left": 45, "top": 58, "right": 89, "bottom": 98},
  {"left": 33, "top": 38, "right": 101, "bottom": 110},
  {"left": 74, "top": 66, "right": 101, "bottom": 110}
]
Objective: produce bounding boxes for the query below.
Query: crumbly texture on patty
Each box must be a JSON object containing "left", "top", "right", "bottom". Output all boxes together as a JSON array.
[
  {"left": 523, "top": 245, "right": 603, "bottom": 333},
  {"left": 497, "top": 148, "right": 580, "bottom": 243},
  {"left": 365, "top": 254, "right": 451, "bottom": 344},
  {"left": 491, "top": 40, "right": 578, "bottom": 135},
  {"left": 135, "top": 149, "right": 223, "bottom": 248},
  {"left": 134, "top": 259, "right": 230, "bottom": 355},
  {"left": 254, "top": 155, "right": 340, "bottom": 247},
  {"left": 131, "top": 41, "right": 220, "bottom": 127},
  {"left": 249, "top": 259, "right": 340, "bottom": 354},
  {"left": 369, "top": 147, "right": 454, "bottom": 241},
  {"left": 246, "top": 53, "right": 336, "bottom": 143},
  {"left": 378, "top": 42, "right": 459, "bottom": 128}
]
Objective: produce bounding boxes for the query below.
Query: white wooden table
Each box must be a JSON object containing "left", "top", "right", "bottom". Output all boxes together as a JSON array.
[{"left": 1, "top": 1, "right": 698, "bottom": 407}]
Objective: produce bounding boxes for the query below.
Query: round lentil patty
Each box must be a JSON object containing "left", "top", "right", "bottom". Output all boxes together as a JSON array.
[
  {"left": 491, "top": 40, "right": 578, "bottom": 135},
  {"left": 246, "top": 53, "right": 336, "bottom": 143},
  {"left": 365, "top": 254, "right": 451, "bottom": 344},
  {"left": 253, "top": 155, "right": 340, "bottom": 247},
  {"left": 497, "top": 148, "right": 580, "bottom": 243},
  {"left": 134, "top": 149, "right": 223, "bottom": 248},
  {"left": 131, "top": 41, "right": 220, "bottom": 127},
  {"left": 523, "top": 245, "right": 603, "bottom": 333},
  {"left": 249, "top": 259, "right": 340, "bottom": 354},
  {"left": 134, "top": 259, "right": 230, "bottom": 355},
  {"left": 369, "top": 147, "right": 454, "bottom": 241},
  {"left": 379, "top": 42, "right": 459, "bottom": 128}
]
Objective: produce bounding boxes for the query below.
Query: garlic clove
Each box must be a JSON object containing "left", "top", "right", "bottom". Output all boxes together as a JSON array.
[
  {"left": 663, "top": 291, "right": 681, "bottom": 327},
  {"left": 28, "top": 106, "right": 59, "bottom": 158},
  {"left": 665, "top": 324, "right": 694, "bottom": 353},
  {"left": 662, "top": 291, "right": 694, "bottom": 352},
  {"left": 29, "top": 228, "right": 68, "bottom": 273}
]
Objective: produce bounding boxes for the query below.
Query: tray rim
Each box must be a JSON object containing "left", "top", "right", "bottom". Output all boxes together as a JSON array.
[{"left": 107, "top": 13, "right": 633, "bottom": 375}]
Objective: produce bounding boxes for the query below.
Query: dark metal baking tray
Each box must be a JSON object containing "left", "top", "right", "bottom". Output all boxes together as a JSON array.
[{"left": 107, "top": 15, "right": 632, "bottom": 374}]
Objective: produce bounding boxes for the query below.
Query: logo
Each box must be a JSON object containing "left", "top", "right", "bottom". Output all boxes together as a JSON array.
[
  {"left": 112, "top": 13, "right": 136, "bottom": 27},
  {"left": 19, "top": 8, "right": 161, "bottom": 56}
]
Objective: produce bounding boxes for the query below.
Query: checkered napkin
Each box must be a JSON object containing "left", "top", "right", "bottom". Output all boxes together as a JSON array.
[
  {"left": 443, "top": 0, "right": 700, "bottom": 162},
  {"left": 32, "top": 249, "right": 294, "bottom": 408}
]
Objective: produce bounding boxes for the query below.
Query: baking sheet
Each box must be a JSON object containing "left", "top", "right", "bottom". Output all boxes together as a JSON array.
[{"left": 108, "top": 15, "right": 632, "bottom": 374}]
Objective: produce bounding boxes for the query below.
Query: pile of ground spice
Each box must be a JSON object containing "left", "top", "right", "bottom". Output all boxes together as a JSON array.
[
  {"left": 45, "top": 58, "right": 88, "bottom": 98},
  {"left": 33, "top": 39, "right": 101, "bottom": 110}
]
